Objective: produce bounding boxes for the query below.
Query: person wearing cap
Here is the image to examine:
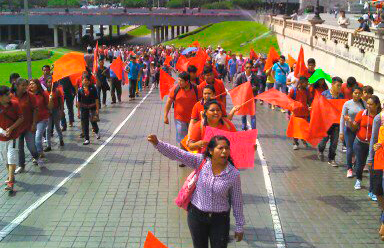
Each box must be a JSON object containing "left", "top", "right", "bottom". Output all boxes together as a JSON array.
[{"left": 355, "top": 17, "right": 370, "bottom": 33}]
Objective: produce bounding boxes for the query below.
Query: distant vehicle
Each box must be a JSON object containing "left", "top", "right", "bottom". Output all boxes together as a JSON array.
[{"left": 5, "top": 44, "right": 18, "bottom": 50}]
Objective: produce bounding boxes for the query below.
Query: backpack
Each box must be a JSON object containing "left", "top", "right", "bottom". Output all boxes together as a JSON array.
[{"left": 172, "top": 83, "right": 199, "bottom": 108}]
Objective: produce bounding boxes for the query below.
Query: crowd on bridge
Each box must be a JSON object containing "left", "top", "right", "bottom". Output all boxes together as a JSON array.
[{"left": 1, "top": 40, "right": 384, "bottom": 246}]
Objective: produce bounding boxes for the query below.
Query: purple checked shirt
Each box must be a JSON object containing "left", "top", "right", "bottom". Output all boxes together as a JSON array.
[{"left": 156, "top": 141, "right": 245, "bottom": 233}]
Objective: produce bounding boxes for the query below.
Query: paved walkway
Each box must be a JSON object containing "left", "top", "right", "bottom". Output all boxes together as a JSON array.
[{"left": 0, "top": 84, "right": 382, "bottom": 248}]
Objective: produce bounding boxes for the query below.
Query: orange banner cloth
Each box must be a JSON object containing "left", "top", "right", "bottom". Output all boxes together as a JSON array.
[
  {"left": 264, "top": 47, "right": 280, "bottom": 71},
  {"left": 159, "top": 69, "right": 175, "bottom": 100},
  {"left": 229, "top": 82, "right": 255, "bottom": 116},
  {"left": 294, "top": 46, "right": 310, "bottom": 78},
  {"left": 110, "top": 56, "right": 124, "bottom": 80},
  {"left": 188, "top": 48, "right": 208, "bottom": 76},
  {"left": 287, "top": 54, "right": 297, "bottom": 68},
  {"left": 286, "top": 116, "right": 310, "bottom": 140},
  {"left": 52, "top": 52, "right": 86, "bottom": 83},
  {"left": 191, "top": 40, "right": 200, "bottom": 47},
  {"left": 175, "top": 55, "right": 189, "bottom": 72},
  {"left": 164, "top": 55, "right": 172, "bottom": 66},
  {"left": 374, "top": 126, "right": 384, "bottom": 170},
  {"left": 255, "top": 88, "right": 294, "bottom": 110},
  {"left": 144, "top": 232, "right": 168, "bottom": 248},
  {"left": 92, "top": 41, "right": 99, "bottom": 75},
  {"left": 250, "top": 48, "right": 257, "bottom": 60}
]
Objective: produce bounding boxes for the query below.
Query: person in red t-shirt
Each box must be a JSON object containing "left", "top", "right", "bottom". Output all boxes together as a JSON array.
[
  {"left": 288, "top": 77, "right": 310, "bottom": 150},
  {"left": 29, "top": 79, "right": 50, "bottom": 159},
  {"left": 11, "top": 78, "right": 39, "bottom": 173},
  {"left": 344, "top": 95, "right": 381, "bottom": 190},
  {"left": 45, "top": 76, "right": 65, "bottom": 152},
  {"left": 164, "top": 72, "right": 200, "bottom": 164},
  {"left": 188, "top": 100, "right": 236, "bottom": 153},
  {"left": 0, "top": 86, "right": 24, "bottom": 191},
  {"left": 198, "top": 65, "right": 227, "bottom": 108},
  {"left": 341, "top": 77, "right": 364, "bottom": 100}
]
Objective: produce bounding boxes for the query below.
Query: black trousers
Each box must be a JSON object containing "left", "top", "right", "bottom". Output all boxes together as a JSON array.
[
  {"left": 129, "top": 79, "right": 137, "bottom": 98},
  {"left": 110, "top": 78, "right": 122, "bottom": 103},
  {"left": 187, "top": 204, "right": 230, "bottom": 248},
  {"left": 80, "top": 108, "right": 99, "bottom": 141},
  {"left": 97, "top": 86, "right": 108, "bottom": 106},
  {"left": 318, "top": 124, "right": 339, "bottom": 161}
]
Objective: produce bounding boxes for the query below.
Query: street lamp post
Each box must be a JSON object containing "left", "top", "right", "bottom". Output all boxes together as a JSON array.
[
  {"left": 23, "top": 0, "right": 32, "bottom": 79},
  {"left": 309, "top": 0, "right": 324, "bottom": 24}
]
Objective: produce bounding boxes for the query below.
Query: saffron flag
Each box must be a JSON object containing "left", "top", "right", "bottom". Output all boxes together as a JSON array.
[
  {"left": 286, "top": 116, "right": 310, "bottom": 140},
  {"left": 229, "top": 82, "right": 255, "bottom": 116},
  {"left": 52, "top": 52, "right": 86, "bottom": 83},
  {"left": 92, "top": 41, "right": 99, "bottom": 75},
  {"left": 181, "top": 135, "right": 198, "bottom": 154},
  {"left": 255, "top": 88, "right": 294, "bottom": 110},
  {"left": 203, "top": 127, "right": 258, "bottom": 169},
  {"left": 110, "top": 56, "right": 124, "bottom": 80},
  {"left": 294, "top": 46, "right": 310, "bottom": 78},
  {"left": 164, "top": 55, "right": 172, "bottom": 67},
  {"left": 188, "top": 48, "right": 208, "bottom": 76},
  {"left": 250, "top": 48, "right": 257, "bottom": 60},
  {"left": 144, "top": 232, "right": 168, "bottom": 248},
  {"left": 264, "top": 47, "right": 280, "bottom": 71},
  {"left": 374, "top": 126, "right": 384, "bottom": 170},
  {"left": 159, "top": 69, "right": 175, "bottom": 100},
  {"left": 287, "top": 54, "right": 297, "bottom": 68},
  {"left": 175, "top": 55, "right": 189, "bottom": 72}
]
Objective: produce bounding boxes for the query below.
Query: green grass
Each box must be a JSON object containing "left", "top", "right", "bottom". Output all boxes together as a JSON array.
[
  {"left": 163, "top": 21, "right": 279, "bottom": 55},
  {"left": 0, "top": 48, "right": 79, "bottom": 85},
  {"left": 127, "top": 26, "right": 151, "bottom": 37},
  {"left": 112, "top": 25, "right": 131, "bottom": 34}
]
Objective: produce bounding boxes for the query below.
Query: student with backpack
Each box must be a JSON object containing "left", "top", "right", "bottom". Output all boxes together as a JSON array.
[
  {"left": 164, "top": 72, "right": 200, "bottom": 166},
  {"left": 288, "top": 77, "right": 311, "bottom": 150}
]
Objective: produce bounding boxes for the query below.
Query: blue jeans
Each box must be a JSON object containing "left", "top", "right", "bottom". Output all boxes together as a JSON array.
[
  {"left": 241, "top": 115, "right": 256, "bottom": 130},
  {"left": 175, "top": 119, "right": 188, "bottom": 144},
  {"left": 274, "top": 82, "right": 287, "bottom": 94},
  {"left": 344, "top": 127, "right": 356, "bottom": 169},
  {"left": 47, "top": 109, "right": 63, "bottom": 147},
  {"left": 353, "top": 138, "right": 369, "bottom": 181},
  {"left": 35, "top": 119, "right": 48, "bottom": 154},
  {"left": 18, "top": 130, "right": 38, "bottom": 166}
]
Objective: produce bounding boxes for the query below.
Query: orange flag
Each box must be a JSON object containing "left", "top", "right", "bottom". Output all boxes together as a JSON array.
[
  {"left": 176, "top": 55, "right": 189, "bottom": 72},
  {"left": 188, "top": 48, "right": 208, "bottom": 76},
  {"left": 229, "top": 82, "right": 255, "bottom": 116},
  {"left": 255, "top": 88, "right": 294, "bottom": 110},
  {"left": 287, "top": 54, "right": 297, "bottom": 68},
  {"left": 52, "top": 52, "right": 86, "bottom": 83},
  {"left": 250, "top": 48, "right": 257, "bottom": 60},
  {"left": 164, "top": 55, "right": 172, "bottom": 67},
  {"left": 191, "top": 40, "right": 200, "bottom": 47},
  {"left": 144, "top": 232, "right": 168, "bottom": 248},
  {"left": 159, "top": 69, "right": 175, "bottom": 100},
  {"left": 286, "top": 116, "right": 310, "bottom": 140},
  {"left": 110, "top": 56, "right": 124, "bottom": 80},
  {"left": 264, "top": 47, "right": 280, "bottom": 71},
  {"left": 294, "top": 46, "right": 310, "bottom": 78},
  {"left": 374, "top": 126, "right": 384, "bottom": 170},
  {"left": 92, "top": 41, "right": 99, "bottom": 75}
]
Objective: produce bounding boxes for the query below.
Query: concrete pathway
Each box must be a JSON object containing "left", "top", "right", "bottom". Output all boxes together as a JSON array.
[{"left": 0, "top": 83, "right": 382, "bottom": 248}]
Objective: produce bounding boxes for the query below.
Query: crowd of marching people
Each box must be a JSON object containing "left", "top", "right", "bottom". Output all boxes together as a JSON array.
[{"left": 2, "top": 41, "right": 384, "bottom": 246}]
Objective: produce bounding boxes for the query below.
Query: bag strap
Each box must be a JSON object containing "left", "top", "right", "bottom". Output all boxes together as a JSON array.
[{"left": 277, "top": 63, "right": 288, "bottom": 75}]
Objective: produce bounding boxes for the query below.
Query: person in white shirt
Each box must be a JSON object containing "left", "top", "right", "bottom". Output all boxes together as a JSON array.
[
  {"left": 215, "top": 49, "right": 227, "bottom": 80},
  {"left": 337, "top": 10, "right": 350, "bottom": 28}
]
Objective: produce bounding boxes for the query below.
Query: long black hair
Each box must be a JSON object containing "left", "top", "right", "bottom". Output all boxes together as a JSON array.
[
  {"left": 203, "top": 99, "right": 224, "bottom": 126},
  {"left": 30, "top": 79, "right": 45, "bottom": 95},
  {"left": 203, "top": 135, "right": 235, "bottom": 166}
]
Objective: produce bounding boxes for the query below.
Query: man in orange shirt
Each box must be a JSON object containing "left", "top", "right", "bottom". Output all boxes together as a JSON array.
[
  {"left": 164, "top": 72, "right": 200, "bottom": 166},
  {"left": 341, "top": 77, "right": 364, "bottom": 100},
  {"left": 198, "top": 65, "right": 227, "bottom": 108}
]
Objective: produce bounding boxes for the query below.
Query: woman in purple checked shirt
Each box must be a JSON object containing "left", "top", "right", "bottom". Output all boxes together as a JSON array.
[{"left": 147, "top": 134, "right": 244, "bottom": 248}]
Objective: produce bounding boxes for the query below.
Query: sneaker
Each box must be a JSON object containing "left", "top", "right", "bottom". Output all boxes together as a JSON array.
[
  {"left": 32, "top": 158, "right": 38, "bottom": 166},
  {"left": 317, "top": 151, "right": 324, "bottom": 161},
  {"left": 43, "top": 147, "right": 51, "bottom": 152},
  {"left": 363, "top": 164, "right": 369, "bottom": 172},
  {"left": 271, "top": 105, "right": 275, "bottom": 110},
  {"left": 60, "top": 140, "right": 64, "bottom": 146},
  {"left": 260, "top": 100, "right": 264, "bottom": 105},
  {"left": 61, "top": 127, "right": 67, "bottom": 132},
  {"left": 328, "top": 160, "right": 338, "bottom": 167},
  {"left": 111, "top": 101, "right": 116, "bottom": 104},
  {"left": 43, "top": 138, "right": 47, "bottom": 143},
  {"left": 293, "top": 144, "right": 299, "bottom": 150},
  {"left": 342, "top": 145, "right": 347, "bottom": 153},
  {"left": 347, "top": 169, "right": 353, "bottom": 178},
  {"left": 280, "top": 109, "right": 287, "bottom": 113},
  {"left": 371, "top": 194, "right": 378, "bottom": 201},
  {"left": 79, "top": 133, "right": 84, "bottom": 138},
  {"left": 39, "top": 153, "right": 45, "bottom": 159},
  {"left": 368, "top": 192, "right": 373, "bottom": 198},
  {"left": 4, "top": 182, "right": 14, "bottom": 191},
  {"left": 96, "top": 133, "right": 100, "bottom": 140},
  {"left": 179, "top": 164, "right": 186, "bottom": 167},
  {"left": 69, "top": 122, "right": 73, "bottom": 127},
  {"left": 83, "top": 140, "right": 90, "bottom": 145},
  {"left": 302, "top": 140, "right": 310, "bottom": 148},
  {"left": 15, "top": 166, "right": 25, "bottom": 174},
  {"left": 354, "top": 180, "right": 362, "bottom": 190}
]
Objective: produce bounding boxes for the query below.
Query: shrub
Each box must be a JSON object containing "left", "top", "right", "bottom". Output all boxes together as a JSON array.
[
  {"left": 47, "top": 0, "right": 80, "bottom": 7},
  {"left": 201, "top": 1, "right": 233, "bottom": 9},
  {"left": 0, "top": 50, "right": 52, "bottom": 63},
  {"left": 122, "top": 0, "right": 148, "bottom": 8},
  {"left": 232, "top": 0, "right": 262, "bottom": 9},
  {"left": 167, "top": 0, "right": 210, "bottom": 8}
]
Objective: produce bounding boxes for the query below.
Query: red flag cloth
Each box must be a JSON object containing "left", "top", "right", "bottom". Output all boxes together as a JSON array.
[
  {"left": 203, "top": 127, "right": 258, "bottom": 169},
  {"left": 188, "top": 48, "right": 208, "bottom": 76},
  {"left": 92, "top": 41, "right": 99, "bottom": 75},
  {"left": 52, "top": 52, "right": 86, "bottom": 83},
  {"left": 144, "top": 232, "right": 168, "bottom": 248},
  {"left": 191, "top": 40, "right": 200, "bottom": 47},
  {"left": 255, "top": 88, "right": 294, "bottom": 110},
  {"left": 287, "top": 54, "right": 297, "bottom": 68},
  {"left": 121, "top": 62, "right": 129, "bottom": 85},
  {"left": 250, "top": 48, "right": 257, "bottom": 60},
  {"left": 110, "top": 56, "right": 124, "bottom": 80},
  {"left": 176, "top": 55, "right": 189, "bottom": 72},
  {"left": 229, "top": 82, "right": 255, "bottom": 116},
  {"left": 164, "top": 55, "right": 172, "bottom": 66},
  {"left": 294, "top": 46, "right": 310, "bottom": 78},
  {"left": 264, "top": 47, "right": 280, "bottom": 71},
  {"left": 374, "top": 126, "right": 384, "bottom": 170},
  {"left": 286, "top": 116, "right": 310, "bottom": 140},
  {"left": 159, "top": 69, "right": 175, "bottom": 100}
]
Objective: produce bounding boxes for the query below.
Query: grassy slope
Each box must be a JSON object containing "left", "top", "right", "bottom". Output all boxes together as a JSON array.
[
  {"left": 127, "top": 26, "right": 151, "bottom": 37},
  {"left": 0, "top": 48, "right": 78, "bottom": 85},
  {"left": 163, "top": 21, "right": 279, "bottom": 55},
  {"left": 113, "top": 25, "right": 130, "bottom": 34}
]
